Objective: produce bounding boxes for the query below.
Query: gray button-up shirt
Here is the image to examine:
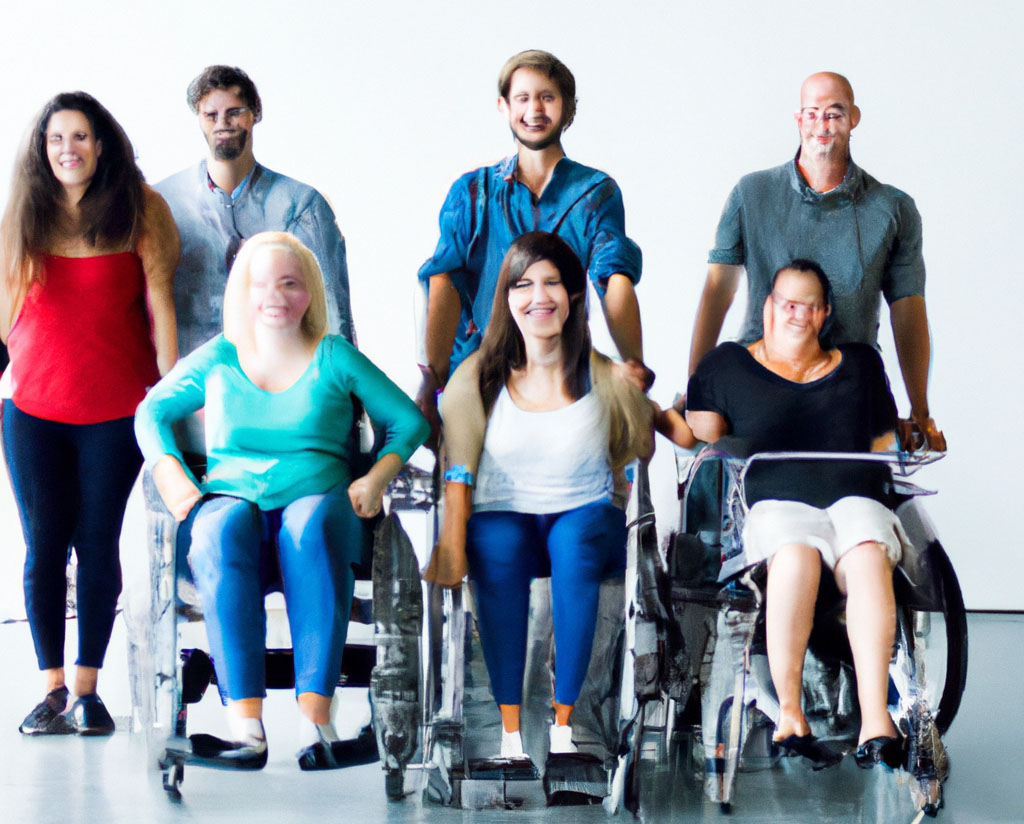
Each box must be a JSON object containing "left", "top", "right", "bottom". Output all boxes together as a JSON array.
[
  {"left": 156, "top": 160, "right": 354, "bottom": 358},
  {"left": 709, "top": 153, "right": 925, "bottom": 346}
]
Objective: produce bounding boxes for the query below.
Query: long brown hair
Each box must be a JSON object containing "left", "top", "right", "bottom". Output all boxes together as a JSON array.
[
  {"left": 477, "top": 231, "right": 590, "bottom": 415},
  {"left": 1, "top": 92, "right": 146, "bottom": 297}
]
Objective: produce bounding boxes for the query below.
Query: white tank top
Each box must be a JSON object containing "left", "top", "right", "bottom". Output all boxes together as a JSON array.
[{"left": 473, "top": 386, "right": 612, "bottom": 514}]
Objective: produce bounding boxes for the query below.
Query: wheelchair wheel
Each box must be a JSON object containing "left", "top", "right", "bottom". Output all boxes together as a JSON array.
[{"left": 931, "top": 542, "right": 967, "bottom": 735}]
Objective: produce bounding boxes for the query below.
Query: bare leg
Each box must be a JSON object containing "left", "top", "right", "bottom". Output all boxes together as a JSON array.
[
  {"left": 553, "top": 701, "right": 572, "bottom": 726},
  {"left": 43, "top": 667, "right": 65, "bottom": 692},
  {"left": 297, "top": 692, "right": 332, "bottom": 725},
  {"left": 228, "top": 697, "right": 264, "bottom": 720},
  {"left": 834, "top": 542, "right": 899, "bottom": 744},
  {"left": 73, "top": 665, "right": 98, "bottom": 695},
  {"left": 499, "top": 703, "right": 521, "bottom": 733},
  {"left": 765, "top": 543, "right": 821, "bottom": 740}
]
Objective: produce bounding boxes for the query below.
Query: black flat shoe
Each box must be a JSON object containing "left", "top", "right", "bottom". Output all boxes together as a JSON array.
[
  {"left": 855, "top": 735, "right": 906, "bottom": 770},
  {"left": 19, "top": 687, "right": 75, "bottom": 735},
  {"left": 189, "top": 733, "right": 268, "bottom": 770},
  {"left": 67, "top": 693, "right": 115, "bottom": 736},
  {"left": 774, "top": 733, "right": 843, "bottom": 770}
]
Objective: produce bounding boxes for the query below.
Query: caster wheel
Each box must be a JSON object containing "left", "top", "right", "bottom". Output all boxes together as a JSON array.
[
  {"left": 163, "top": 761, "right": 184, "bottom": 797},
  {"left": 385, "top": 768, "right": 404, "bottom": 800}
]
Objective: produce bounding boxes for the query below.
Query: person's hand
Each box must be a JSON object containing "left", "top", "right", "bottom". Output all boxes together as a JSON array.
[
  {"left": 613, "top": 358, "right": 655, "bottom": 392},
  {"left": 423, "top": 540, "right": 469, "bottom": 588},
  {"left": 348, "top": 474, "right": 387, "bottom": 519},
  {"left": 916, "top": 415, "right": 947, "bottom": 452},
  {"left": 152, "top": 455, "right": 202, "bottom": 521},
  {"left": 414, "top": 365, "right": 443, "bottom": 452}
]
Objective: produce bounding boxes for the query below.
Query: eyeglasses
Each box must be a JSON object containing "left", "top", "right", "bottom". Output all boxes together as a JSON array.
[
  {"left": 770, "top": 292, "right": 825, "bottom": 316},
  {"left": 799, "top": 109, "right": 846, "bottom": 123},
  {"left": 201, "top": 107, "right": 251, "bottom": 125}
]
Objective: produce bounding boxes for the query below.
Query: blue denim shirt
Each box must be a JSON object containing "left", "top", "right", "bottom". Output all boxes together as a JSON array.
[
  {"left": 419, "top": 155, "right": 642, "bottom": 370},
  {"left": 710, "top": 153, "right": 925, "bottom": 347},
  {"left": 155, "top": 161, "right": 355, "bottom": 358}
]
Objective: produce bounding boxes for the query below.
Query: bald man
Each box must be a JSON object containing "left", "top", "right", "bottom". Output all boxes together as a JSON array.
[{"left": 689, "top": 72, "right": 942, "bottom": 445}]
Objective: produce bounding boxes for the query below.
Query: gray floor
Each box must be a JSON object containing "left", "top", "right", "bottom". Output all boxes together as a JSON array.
[{"left": 0, "top": 613, "right": 1020, "bottom": 823}]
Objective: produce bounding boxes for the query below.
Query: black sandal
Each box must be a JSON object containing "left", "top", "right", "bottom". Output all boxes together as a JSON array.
[{"left": 774, "top": 733, "right": 843, "bottom": 770}]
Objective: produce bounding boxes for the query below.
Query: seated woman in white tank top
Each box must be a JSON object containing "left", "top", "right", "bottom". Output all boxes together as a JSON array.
[{"left": 425, "top": 231, "right": 673, "bottom": 761}]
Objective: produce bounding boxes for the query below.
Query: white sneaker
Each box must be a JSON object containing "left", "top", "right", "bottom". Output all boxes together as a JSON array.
[
  {"left": 500, "top": 729, "right": 525, "bottom": 758},
  {"left": 549, "top": 723, "right": 577, "bottom": 754}
]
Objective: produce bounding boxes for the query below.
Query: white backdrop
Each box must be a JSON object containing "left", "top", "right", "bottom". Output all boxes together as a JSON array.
[{"left": 0, "top": 0, "right": 1020, "bottom": 610}]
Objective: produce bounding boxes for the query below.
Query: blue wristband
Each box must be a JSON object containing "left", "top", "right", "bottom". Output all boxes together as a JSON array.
[{"left": 444, "top": 465, "right": 475, "bottom": 486}]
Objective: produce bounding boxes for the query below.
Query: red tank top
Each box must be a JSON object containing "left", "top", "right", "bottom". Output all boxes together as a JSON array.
[{"left": 8, "top": 252, "right": 160, "bottom": 424}]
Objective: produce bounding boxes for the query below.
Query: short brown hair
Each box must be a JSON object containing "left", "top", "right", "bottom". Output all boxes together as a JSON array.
[
  {"left": 497, "top": 50, "right": 577, "bottom": 131},
  {"left": 186, "top": 65, "right": 263, "bottom": 122}
]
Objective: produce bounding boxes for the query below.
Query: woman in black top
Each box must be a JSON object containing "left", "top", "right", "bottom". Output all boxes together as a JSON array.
[{"left": 659, "top": 259, "right": 905, "bottom": 770}]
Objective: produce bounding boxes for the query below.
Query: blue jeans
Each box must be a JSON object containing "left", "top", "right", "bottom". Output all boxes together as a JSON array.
[
  {"left": 2, "top": 400, "right": 140, "bottom": 670},
  {"left": 466, "top": 500, "right": 626, "bottom": 706},
  {"left": 188, "top": 488, "right": 362, "bottom": 700}
]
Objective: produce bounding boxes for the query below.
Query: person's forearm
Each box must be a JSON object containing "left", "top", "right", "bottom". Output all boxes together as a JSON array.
[
  {"left": 149, "top": 281, "right": 178, "bottom": 376},
  {"left": 424, "top": 274, "right": 461, "bottom": 385},
  {"left": 890, "top": 296, "right": 931, "bottom": 420},
  {"left": 601, "top": 273, "right": 643, "bottom": 363},
  {"left": 365, "top": 452, "right": 404, "bottom": 492},
  {"left": 688, "top": 264, "right": 742, "bottom": 376}
]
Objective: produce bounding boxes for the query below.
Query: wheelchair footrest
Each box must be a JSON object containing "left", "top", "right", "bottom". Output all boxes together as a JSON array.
[
  {"left": 543, "top": 752, "right": 608, "bottom": 805},
  {"left": 447, "top": 758, "right": 546, "bottom": 809},
  {"left": 161, "top": 734, "right": 268, "bottom": 771}
]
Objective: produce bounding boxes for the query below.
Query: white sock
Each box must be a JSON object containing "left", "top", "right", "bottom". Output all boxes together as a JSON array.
[
  {"left": 549, "top": 722, "right": 577, "bottom": 754},
  {"left": 500, "top": 729, "right": 525, "bottom": 758},
  {"left": 227, "top": 714, "right": 266, "bottom": 748},
  {"left": 297, "top": 714, "right": 340, "bottom": 750}
]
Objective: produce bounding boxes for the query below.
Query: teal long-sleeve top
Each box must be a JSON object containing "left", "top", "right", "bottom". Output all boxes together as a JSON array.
[{"left": 135, "top": 334, "right": 429, "bottom": 510}]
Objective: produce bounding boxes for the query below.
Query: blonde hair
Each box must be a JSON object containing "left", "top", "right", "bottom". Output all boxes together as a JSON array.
[{"left": 222, "top": 231, "right": 328, "bottom": 351}]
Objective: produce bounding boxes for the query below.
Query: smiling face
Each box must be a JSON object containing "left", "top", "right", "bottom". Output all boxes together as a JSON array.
[
  {"left": 198, "top": 86, "right": 256, "bottom": 162},
  {"left": 45, "top": 109, "right": 102, "bottom": 196},
  {"left": 795, "top": 73, "right": 860, "bottom": 163},
  {"left": 507, "top": 258, "right": 570, "bottom": 342},
  {"left": 500, "top": 67, "right": 565, "bottom": 151},
  {"left": 248, "top": 246, "right": 311, "bottom": 334},
  {"left": 764, "top": 267, "right": 830, "bottom": 345}
]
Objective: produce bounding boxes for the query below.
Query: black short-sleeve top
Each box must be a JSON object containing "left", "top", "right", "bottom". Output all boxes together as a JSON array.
[{"left": 686, "top": 342, "right": 898, "bottom": 507}]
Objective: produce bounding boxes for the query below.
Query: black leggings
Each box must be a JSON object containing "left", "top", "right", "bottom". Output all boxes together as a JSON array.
[{"left": 2, "top": 400, "right": 141, "bottom": 670}]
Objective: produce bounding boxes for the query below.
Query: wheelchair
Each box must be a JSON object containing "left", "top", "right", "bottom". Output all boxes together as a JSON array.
[
  {"left": 128, "top": 441, "right": 406, "bottom": 799},
  {"left": 376, "top": 456, "right": 646, "bottom": 810},
  {"left": 626, "top": 436, "right": 966, "bottom": 817}
]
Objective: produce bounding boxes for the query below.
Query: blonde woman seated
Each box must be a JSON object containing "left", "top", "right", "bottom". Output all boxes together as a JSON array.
[
  {"left": 426, "top": 231, "right": 654, "bottom": 760},
  {"left": 136, "top": 232, "right": 428, "bottom": 770},
  {"left": 660, "top": 259, "right": 907, "bottom": 770}
]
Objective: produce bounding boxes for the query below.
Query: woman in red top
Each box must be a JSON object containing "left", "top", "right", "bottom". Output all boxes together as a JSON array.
[{"left": 0, "top": 92, "right": 179, "bottom": 735}]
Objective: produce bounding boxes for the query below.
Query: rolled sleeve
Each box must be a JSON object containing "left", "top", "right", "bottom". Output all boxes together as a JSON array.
[
  {"left": 417, "top": 173, "right": 475, "bottom": 284},
  {"left": 881, "top": 194, "right": 926, "bottom": 304},
  {"left": 708, "top": 185, "right": 746, "bottom": 266},
  {"left": 584, "top": 180, "right": 642, "bottom": 291}
]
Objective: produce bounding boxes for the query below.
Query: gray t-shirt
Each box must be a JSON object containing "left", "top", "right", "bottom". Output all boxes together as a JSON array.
[{"left": 709, "top": 154, "right": 925, "bottom": 346}]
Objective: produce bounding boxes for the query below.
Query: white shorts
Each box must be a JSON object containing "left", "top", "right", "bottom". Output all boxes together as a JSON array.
[{"left": 741, "top": 496, "right": 910, "bottom": 570}]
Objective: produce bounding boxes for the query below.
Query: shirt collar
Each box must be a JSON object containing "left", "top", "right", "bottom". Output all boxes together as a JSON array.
[
  {"left": 205, "top": 163, "right": 256, "bottom": 202},
  {"left": 788, "top": 149, "right": 863, "bottom": 204}
]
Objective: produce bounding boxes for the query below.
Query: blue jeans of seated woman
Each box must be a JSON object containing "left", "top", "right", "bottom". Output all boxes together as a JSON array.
[
  {"left": 2, "top": 400, "right": 140, "bottom": 670},
  {"left": 466, "top": 500, "right": 627, "bottom": 707},
  {"left": 188, "top": 487, "right": 362, "bottom": 700}
]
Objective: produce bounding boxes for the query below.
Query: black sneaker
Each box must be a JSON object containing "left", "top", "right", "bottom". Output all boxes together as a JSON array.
[
  {"left": 67, "top": 693, "right": 116, "bottom": 736},
  {"left": 19, "top": 686, "right": 76, "bottom": 735}
]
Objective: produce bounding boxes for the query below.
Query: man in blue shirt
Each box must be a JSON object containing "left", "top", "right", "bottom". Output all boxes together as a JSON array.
[
  {"left": 688, "top": 72, "right": 943, "bottom": 447},
  {"left": 416, "top": 50, "right": 648, "bottom": 442},
  {"left": 156, "top": 66, "right": 354, "bottom": 360}
]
